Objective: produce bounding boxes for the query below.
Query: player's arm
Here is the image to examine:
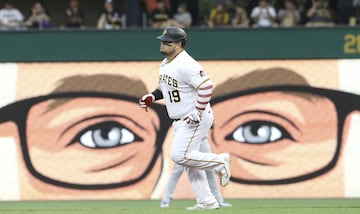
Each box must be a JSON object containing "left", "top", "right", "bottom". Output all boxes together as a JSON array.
[
  {"left": 183, "top": 77, "right": 213, "bottom": 124},
  {"left": 195, "top": 78, "right": 213, "bottom": 113},
  {"left": 139, "top": 88, "right": 163, "bottom": 111}
]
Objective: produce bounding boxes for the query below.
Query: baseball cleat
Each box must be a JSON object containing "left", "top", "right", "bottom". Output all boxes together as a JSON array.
[
  {"left": 160, "top": 201, "right": 170, "bottom": 208},
  {"left": 219, "top": 201, "right": 232, "bottom": 207},
  {"left": 186, "top": 202, "right": 220, "bottom": 210},
  {"left": 218, "top": 153, "right": 231, "bottom": 187}
]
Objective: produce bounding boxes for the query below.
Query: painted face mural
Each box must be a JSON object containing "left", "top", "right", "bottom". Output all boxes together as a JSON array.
[
  {"left": 0, "top": 60, "right": 359, "bottom": 200},
  {"left": 208, "top": 66, "right": 360, "bottom": 198}
]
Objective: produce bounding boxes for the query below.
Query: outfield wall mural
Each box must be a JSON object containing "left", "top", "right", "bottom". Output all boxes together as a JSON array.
[{"left": 0, "top": 59, "right": 359, "bottom": 200}]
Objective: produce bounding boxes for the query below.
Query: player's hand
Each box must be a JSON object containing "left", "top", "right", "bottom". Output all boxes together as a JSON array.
[
  {"left": 139, "top": 94, "right": 155, "bottom": 112},
  {"left": 183, "top": 110, "right": 201, "bottom": 124}
]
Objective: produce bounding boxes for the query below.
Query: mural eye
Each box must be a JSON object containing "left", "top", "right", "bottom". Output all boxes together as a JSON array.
[
  {"left": 225, "top": 120, "right": 293, "bottom": 144},
  {"left": 71, "top": 121, "right": 143, "bottom": 148}
]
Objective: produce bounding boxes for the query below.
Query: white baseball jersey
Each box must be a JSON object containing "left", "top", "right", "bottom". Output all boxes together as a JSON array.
[
  {"left": 158, "top": 50, "right": 209, "bottom": 119},
  {"left": 156, "top": 49, "right": 227, "bottom": 207}
]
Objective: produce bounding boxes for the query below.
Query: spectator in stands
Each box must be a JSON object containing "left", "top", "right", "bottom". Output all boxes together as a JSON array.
[
  {"left": 143, "top": 0, "right": 170, "bottom": 15},
  {"left": 207, "top": 3, "right": 230, "bottom": 27},
  {"left": 335, "top": 0, "right": 355, "bottom": 25},
  {"left": 173, "top": 3, "right": 192, "bottom": 28},
  {"left": 338, "top": 0, "right": 360, "bottom": 26},
  {"left": 0, "top": 0, "right": 24, "bottom": 30},
  {"left": 61, "top": 0, "right": 85, "bottom": 29},
  {"left": 354, "top": 0, "right": 360, "bottom": 25},
  {"left": 278, "top": 0, "right": 301, "bottom": 27},
  {"left": 250, "top": 0, "right": 277, "bottom": 27},
  {"left": 212, "top": 0, "right": 233, "bottom": 8},
  {"left": 148, "top": 0, "right": 172, "bottom": 28},
  {"left": 231, "top": 2, "right": 249, "bottom": 27},
  {"left": 198, "top": 0, "right": 213, "bottom": 25},
  {"left": 23, "top": 1, "right": 51, "bottom": 30},
  {"left": 305, "top": 0, "right": 334, "bottom": 27},
  {"left": 97, "top": 0, "right": 123, "bottom": 30}
]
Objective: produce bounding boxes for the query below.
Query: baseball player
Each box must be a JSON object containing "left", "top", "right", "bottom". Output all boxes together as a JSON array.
[{"left": 139, "top": 26, "right": 231, "bottom": 210}]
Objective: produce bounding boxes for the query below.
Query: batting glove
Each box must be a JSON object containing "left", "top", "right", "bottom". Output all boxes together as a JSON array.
[
  {"left": 183, "top": 110, "right": 201, "bottom": 124},
  {"left": 139, "top": 94, "right": 155, "bottom": 112}
]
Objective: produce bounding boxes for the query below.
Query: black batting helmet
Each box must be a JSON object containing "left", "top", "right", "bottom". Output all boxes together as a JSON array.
[{"left": 157, "top": 26, "right": 187, "bottom": 42}]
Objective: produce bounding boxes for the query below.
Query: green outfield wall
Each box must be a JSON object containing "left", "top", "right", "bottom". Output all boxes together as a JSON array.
[{"left": 0, "top": 27, "right": 360, "bottom": 62}]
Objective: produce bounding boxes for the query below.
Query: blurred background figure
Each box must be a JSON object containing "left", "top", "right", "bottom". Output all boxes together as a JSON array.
[
  {"left": 335, "top": 0, "right": 355, "bottom": 25},
  {"left": 23, "top": 1, "right": 52, "bottom": 30},
  {"left": 354, "top": 0, "right": 360, "bottom": 25},
  {"left": 97, "top": 0, "right": 123, "bottom": 30},
  {"left": 61, "top": 0, "right": 85, "bottom": 29},
  {"left": 173, "top": 3, "right": 192, "bottom": 28},
  {"left": 148, "top": 0, "right": 172, "bottom": 28},
  {"left": 305, "top": 0, "right": 334, "bottom": 27},
  {"left": 0, "top": 0, "right": 23, "bottom": 30},
  {"left": 197, "top": 0, "right": 213, "bottom": 26},
  {"left": 335, "top": 0, "right": 360, "bottom": 26},
  {"left": 278, "top": 0, "right": 301, "bottom": 27},
  {"left": 250, "top": 0, "right": 277, "bottom": 27},
  {"left": 207, "top": 3, "right": 230, "bottom": 27},
  {"left": 213, "top": 0, "right": 233, "bottom": 8},
  {"left": 231, "top": 2, "right": 249, "bottom": 27}
]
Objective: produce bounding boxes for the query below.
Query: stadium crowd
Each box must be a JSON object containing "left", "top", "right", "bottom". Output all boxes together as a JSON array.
[{"left": 0, "top": 0, "right": 359, "bottom": 30}]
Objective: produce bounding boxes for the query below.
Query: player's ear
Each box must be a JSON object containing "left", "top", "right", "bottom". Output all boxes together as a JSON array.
[{"left": 176, "top": 41, "right": 182, "bottom": 48}]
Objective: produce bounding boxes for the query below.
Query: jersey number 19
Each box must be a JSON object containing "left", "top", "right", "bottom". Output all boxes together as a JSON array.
[{"left": 168, "top": 90, "right": 181, "bottom": 103}]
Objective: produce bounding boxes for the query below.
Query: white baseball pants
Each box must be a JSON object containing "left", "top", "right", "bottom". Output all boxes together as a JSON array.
[
  {"left": 162, "top": 141, "right": 225, "bottom": 204},
  {"left": 170, "top": 107, "right": 225, "bottom": 205}
]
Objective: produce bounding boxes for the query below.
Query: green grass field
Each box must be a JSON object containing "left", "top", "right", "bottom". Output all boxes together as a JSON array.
[{"left": 1, "top": 198, "right": 359, "bottom": 214}]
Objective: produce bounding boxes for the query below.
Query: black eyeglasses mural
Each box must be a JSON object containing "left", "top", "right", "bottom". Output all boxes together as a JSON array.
[
  {"left": 0, "top": 92, "right": 172, "bottom": 190},
  {"left": 210, "top": 85, "right": 360, "bottom": 185},
  {"left": 0, "top": 85, "right": 358, "bottom": 190}
]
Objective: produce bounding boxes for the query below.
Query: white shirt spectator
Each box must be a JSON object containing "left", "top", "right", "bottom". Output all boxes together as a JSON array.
[
  {"left": 173, "top": 3, "right": 192, "bottom": 28},
  {"left": 174, "top": 12, "right": 192, "bottom": 27},
  {"left": 250, "top": 6, "right": 276, "bottom": 27},
  {"left": 0, "top": 7, "right": 24, "bottom": 30}
]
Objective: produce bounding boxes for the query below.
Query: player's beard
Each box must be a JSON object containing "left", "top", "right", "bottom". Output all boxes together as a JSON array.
[
  {"left": 160, "top": 43, "right": 174, "bottom": 56},
  {"left": 160, "top": 48, "right": 173, "bottom": 56}
]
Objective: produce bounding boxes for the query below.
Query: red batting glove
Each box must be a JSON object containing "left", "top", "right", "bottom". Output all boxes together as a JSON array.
[{"left": 139, "top": 94, "right": 155, "bottom": 112}]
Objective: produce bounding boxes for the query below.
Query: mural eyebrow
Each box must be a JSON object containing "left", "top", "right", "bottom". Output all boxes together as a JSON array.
[
  {"left": 212, "top": 68, "right": 310, "bottom": 98},
  {"left": 44, "top": 74, "right": 149, "bottom": 112}
]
